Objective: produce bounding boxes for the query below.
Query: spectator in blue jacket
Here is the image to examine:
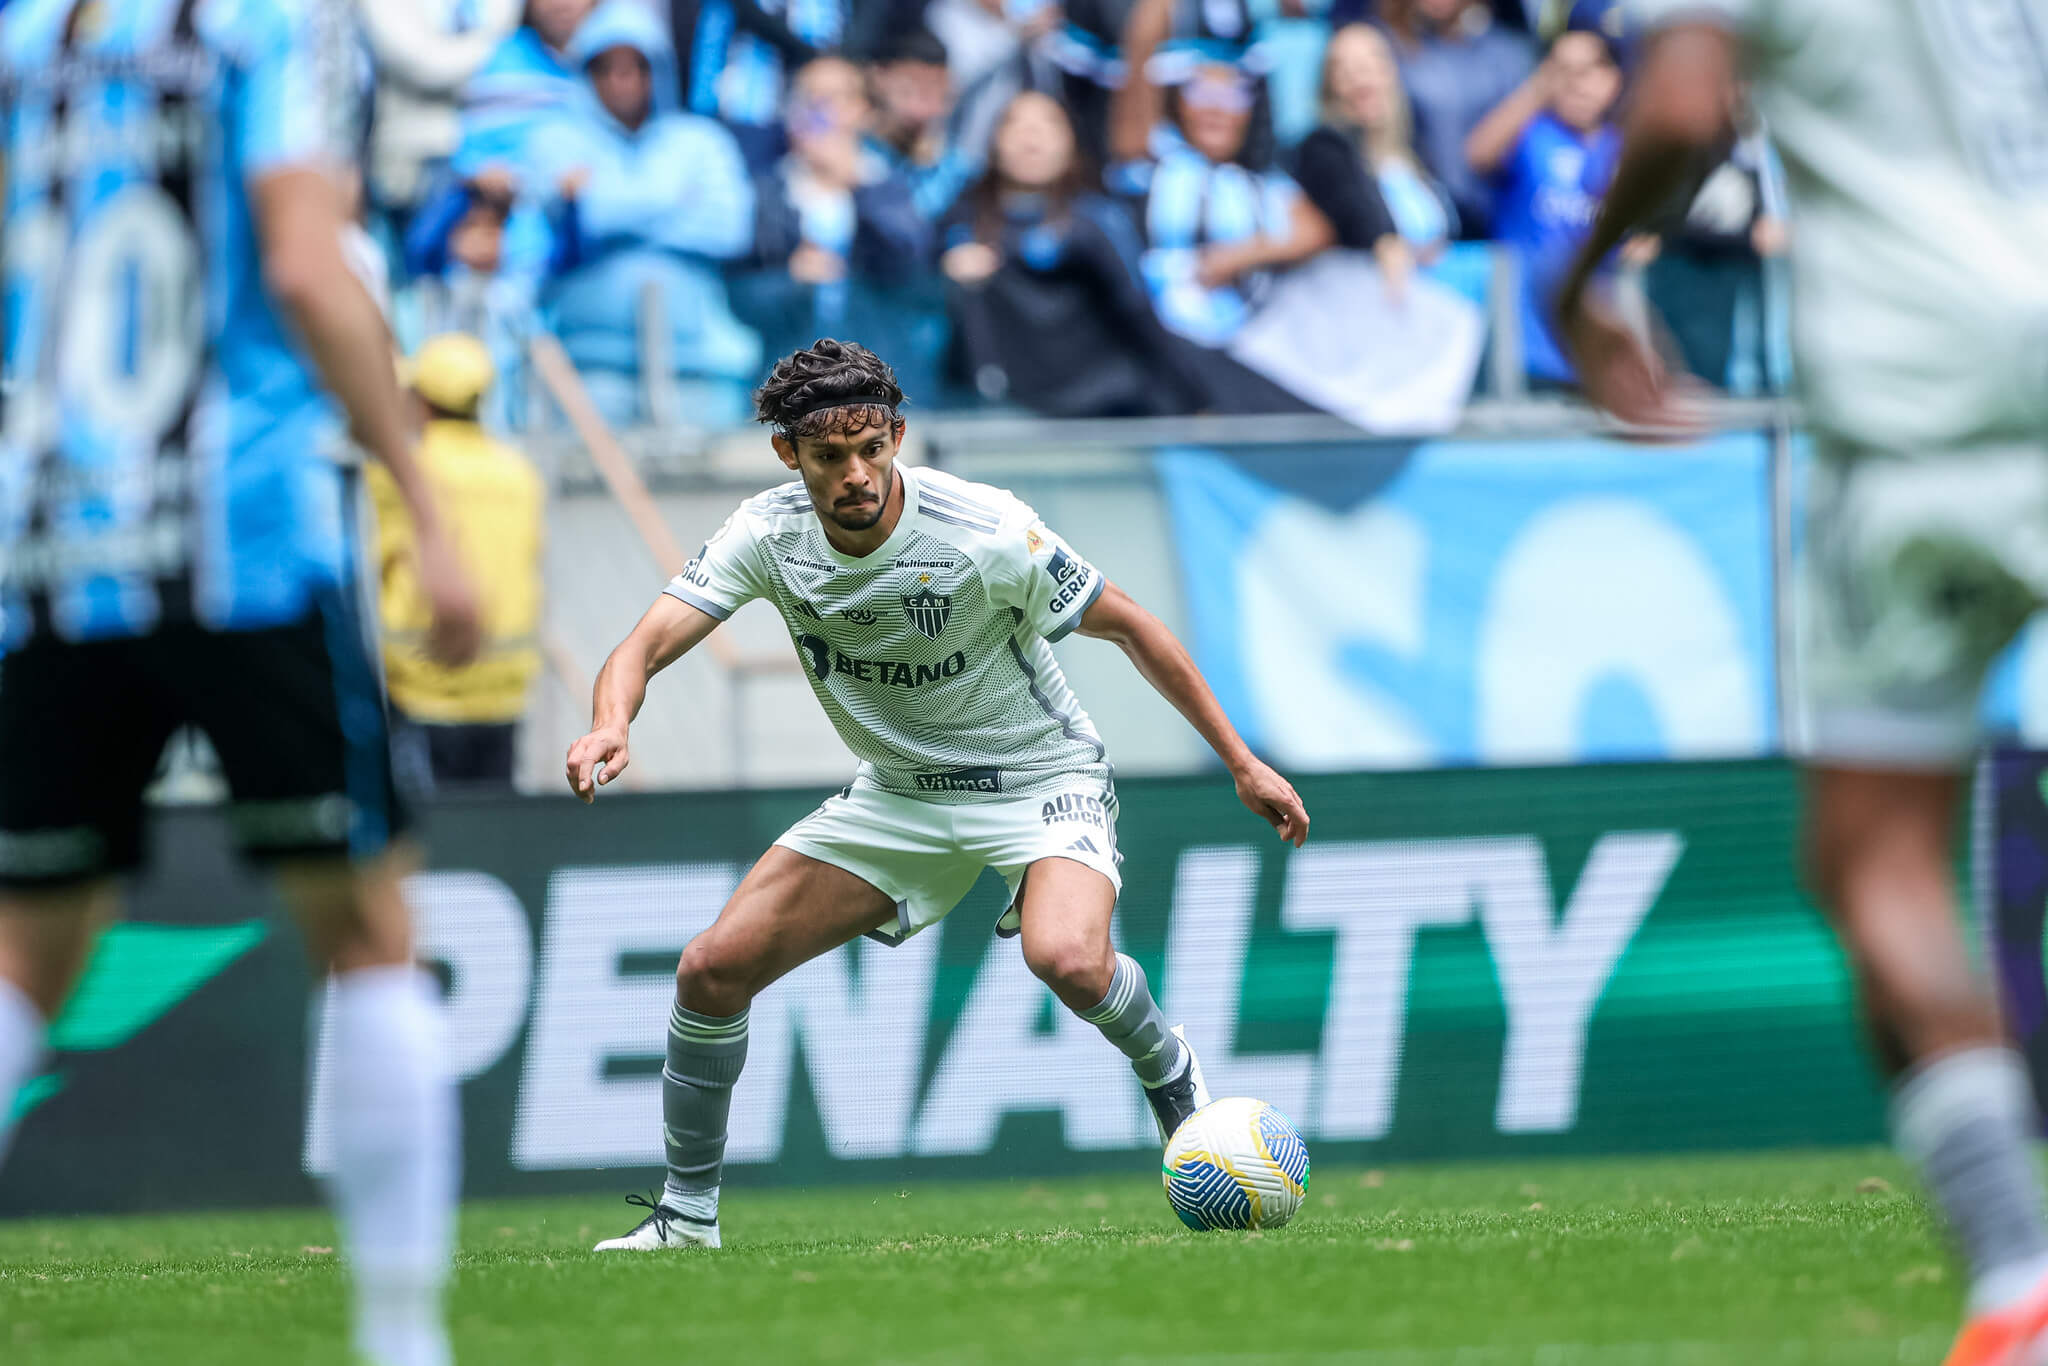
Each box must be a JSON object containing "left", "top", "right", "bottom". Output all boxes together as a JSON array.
[
  {"left": 528, "top": 0, "right": 761, "bottom": 427},
  {"left": 1464, "top": 24, "right": 1623, "bottom": 384},
  {"left": 752, "top": 57, "right": 930, "bottom": 286},
  {"left": 1379, "top": 0, "right": 1536, "bottom": 238},
  {"left": 736, "top": 56, "right": 933, "bottom": 370},
  {"left": 866, "top": 28, "right": 978, "bottom": 222},
  {"left": 457, "top": 0, "right": 596, "bottom": 174}
]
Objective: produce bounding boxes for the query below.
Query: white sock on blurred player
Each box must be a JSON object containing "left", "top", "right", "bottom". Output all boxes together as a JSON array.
[
  {"left": 0, "top": 977, "right": 43, "bottom": 1169},
  {"left": 1893, "top": 1047, "right": 2048, "bottom": 1313},
  {"left": 324, "top": 965, "right": 458, "bottom": 1366}
]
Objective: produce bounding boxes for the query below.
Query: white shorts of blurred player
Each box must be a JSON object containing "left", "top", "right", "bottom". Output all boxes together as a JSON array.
[
  {"left": 1799, "top": 438, "right": 2048, "bottom": 770},
  {"left": 774, "top": 779, "right": 1124, "bottom": 945}
]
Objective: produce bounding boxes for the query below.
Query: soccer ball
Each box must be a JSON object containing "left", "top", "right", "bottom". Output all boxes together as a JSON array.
[{"left": 1161, "top": 1096, "right": 1310, "bottom": 1231}]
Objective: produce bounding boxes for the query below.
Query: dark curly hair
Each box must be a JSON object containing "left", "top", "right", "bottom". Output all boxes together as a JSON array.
[{"left": 754, "top": 339, "right": 907, "bottom": 439}]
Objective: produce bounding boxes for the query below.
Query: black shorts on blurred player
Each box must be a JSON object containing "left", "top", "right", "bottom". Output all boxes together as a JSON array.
[{"left": 0, "top": 591, "right": 408, "bottom": 889}]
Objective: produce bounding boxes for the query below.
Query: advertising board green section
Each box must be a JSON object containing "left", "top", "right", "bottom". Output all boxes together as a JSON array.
[{"left": 0, "top": 761, "right": 1887, "bottom": 1216}]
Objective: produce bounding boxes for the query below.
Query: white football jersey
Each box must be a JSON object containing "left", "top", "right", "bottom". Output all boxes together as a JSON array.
[
  {"left": 1631, "top": 0, "right": 2048, "bottom": 450},
  {"left": 665, "top": 466, "right": 1111, "bottom": 802}
]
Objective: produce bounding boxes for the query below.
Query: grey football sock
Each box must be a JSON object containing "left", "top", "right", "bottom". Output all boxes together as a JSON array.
[
  {"left": 1892, "top": 1046, "right": 2048, "bottom": 1312},
  {"left": 660, "top": 1001, "right": 749, "bottom": 1221},
  {"left": 1078, "top": 953, "right": 1185, "bottom": 1087}
]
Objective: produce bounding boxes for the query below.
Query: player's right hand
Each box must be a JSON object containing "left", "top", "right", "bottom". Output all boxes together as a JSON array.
[
  {"left": 417, "top": 529, "right": 483, "bottom": 667},
  {"left": 1557, "top": 287, "right": 1705, "bottom": 440},
  {"left": 566, "top": 726, "right": 630, "bottom": 803}
]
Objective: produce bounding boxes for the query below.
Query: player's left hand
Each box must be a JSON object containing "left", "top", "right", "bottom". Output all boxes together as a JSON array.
[{"left": 1233, "top": 759, "right": 1308, "bottom": 848}]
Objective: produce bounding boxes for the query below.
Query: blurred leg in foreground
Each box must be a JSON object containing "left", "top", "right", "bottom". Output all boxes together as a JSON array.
[{"left": 284, "top": 855, "right": 459, "bottom": 1366}]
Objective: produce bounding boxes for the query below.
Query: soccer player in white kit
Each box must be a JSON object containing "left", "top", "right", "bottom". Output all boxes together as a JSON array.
[
  {"left": 566, "top": 339, "right": 1310, "bottom": 1251},
  {"left": 1555, "top": 4, "right": 2048, "bottom": 1360}
]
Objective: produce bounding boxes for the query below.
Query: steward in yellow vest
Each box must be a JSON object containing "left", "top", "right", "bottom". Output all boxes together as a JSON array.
[{"left": 369, "top": 334, "right": 545, "bottom": 788}]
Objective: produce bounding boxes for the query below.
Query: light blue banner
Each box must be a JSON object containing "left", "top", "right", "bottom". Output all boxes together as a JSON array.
[{"left": 1156, "top": 434, "right": 1778, "bottom": 769}]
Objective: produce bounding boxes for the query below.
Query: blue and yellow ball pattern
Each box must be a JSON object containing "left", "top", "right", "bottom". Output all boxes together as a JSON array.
[{"left": 1161, "top": 1097, "right": 1311, "bottom": 1231}]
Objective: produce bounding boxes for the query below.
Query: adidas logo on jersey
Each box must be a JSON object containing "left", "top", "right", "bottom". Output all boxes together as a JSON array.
[{"left": 1066, "top": 836, "right": 1100, "bottom": 855}]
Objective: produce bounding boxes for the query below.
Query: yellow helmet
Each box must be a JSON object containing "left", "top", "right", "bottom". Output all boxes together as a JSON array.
[{"left": 408, "top": 333, "right": 495, "bottom": 417}]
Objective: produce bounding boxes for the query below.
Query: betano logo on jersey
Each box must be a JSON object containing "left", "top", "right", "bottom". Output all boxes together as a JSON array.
[{"left": 796, "top": 633, "right": 967, "bottom": 688}]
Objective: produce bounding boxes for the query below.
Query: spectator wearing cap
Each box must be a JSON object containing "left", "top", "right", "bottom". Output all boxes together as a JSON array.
[
  {"left": 527, "top": 0, "right": 760, "bottom": 427},
  {"left": 373, "top": 336, "right": 546, "bottom": 792},
  {"left": 1108, "top": 0, "right": 1334, "bottom": 409},
  {"left": 1376, "top": 0, "right": 1536, "bottom": 239},
  {"left": 866, "top": 28, "right": 978, "bottom": 221},
  {"left": 404, "top": 167, "right": 584, "bottom": 430},
  {"left": 941, "top": 91, "right": 1208, "bottom": 416},
  {"left": 1464, "top": 23, "right": 1622, "bottom": 384}
]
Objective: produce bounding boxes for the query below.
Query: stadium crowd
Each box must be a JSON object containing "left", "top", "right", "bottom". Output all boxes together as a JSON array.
[{"left": 359, "top": 0, "right": 1789, "bottom": 427}]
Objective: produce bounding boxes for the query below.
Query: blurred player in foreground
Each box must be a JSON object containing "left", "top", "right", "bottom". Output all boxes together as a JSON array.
[
  {"left": 0, "top": 2, "right": 481, "bottom": 1363},
  {"left": 566, "top": 338, "right": 1309, "bottom": 1250},
  {"left": 1556, "top": 4, "right": 2048, "bottom": 1361}
]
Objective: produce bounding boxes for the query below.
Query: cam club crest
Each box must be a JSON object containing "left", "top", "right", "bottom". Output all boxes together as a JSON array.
[{"left": 902, "top": 583, "right": 952, "bottom": 639}]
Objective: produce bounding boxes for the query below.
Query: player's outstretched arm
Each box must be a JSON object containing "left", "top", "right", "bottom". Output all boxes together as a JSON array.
[
  {"left": 1555, "top": 22, "right": 1737, "bottom": 434},
  {"left": 1076, "top": 582, "right": 1308, "bottom": 847},
  {"left": 567, "top": 594, "right": 723, "bottom": 802},
  {"left": 251, "top": 167, "right": 481, "bottom": 666}
]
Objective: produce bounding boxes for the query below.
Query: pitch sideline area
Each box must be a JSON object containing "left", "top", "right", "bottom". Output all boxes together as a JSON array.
[{"left": 2, "top": 1150, "right": 1956, "bottom": 1364}]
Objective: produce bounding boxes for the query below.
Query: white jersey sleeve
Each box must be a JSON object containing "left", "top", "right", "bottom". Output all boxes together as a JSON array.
[
  {"left": 663, "top": 509, "right": 770, "bottom": 620},
  {"left": 985, "top": 504, "right": 1106, "bottom": 643}
]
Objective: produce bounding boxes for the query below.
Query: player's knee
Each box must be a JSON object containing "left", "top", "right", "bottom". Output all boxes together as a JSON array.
[
  {"left": 676, "top": 935, "right": 753, "bottom": 1016},
  {"left": 278, "top": 855, "right": 412, "bottom": 973},
  {"left": 1024, "top": 935, "right": 1114, "bottom": 1008}
]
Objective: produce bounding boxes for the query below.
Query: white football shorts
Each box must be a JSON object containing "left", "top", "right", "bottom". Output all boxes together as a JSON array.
[
  {"left": 773, "top": 777, "right": 1123, "bottom": 944},
  {"left": 1799, "top": 438, "right": 2048, "bottom": 769}
]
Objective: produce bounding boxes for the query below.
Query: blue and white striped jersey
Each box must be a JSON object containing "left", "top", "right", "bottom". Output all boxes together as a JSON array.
[{"left": 0, "top": 0, "right": 354, "bottom": 646}]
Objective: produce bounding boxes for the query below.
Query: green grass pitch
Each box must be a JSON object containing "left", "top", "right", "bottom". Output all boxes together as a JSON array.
[{"left": 2, "top": 1149, "right": 1961, "bottom": 1364}]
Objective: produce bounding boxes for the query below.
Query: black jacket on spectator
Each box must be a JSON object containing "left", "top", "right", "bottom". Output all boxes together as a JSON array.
[
  {"left": 733, "top": 163, "right": 946, "bottom": 402},
  {"left": 1289, "top": 126, "right": 1397, "bottom": 251},
  {"left": 749, "top": 165, "right": 932, "bottom": 283},
  {"left": 945, "top": 194, "right": 1209, "bottom": 417},
  {"left": 668, "top": 0, "right": 908, "bottom": 86}
]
